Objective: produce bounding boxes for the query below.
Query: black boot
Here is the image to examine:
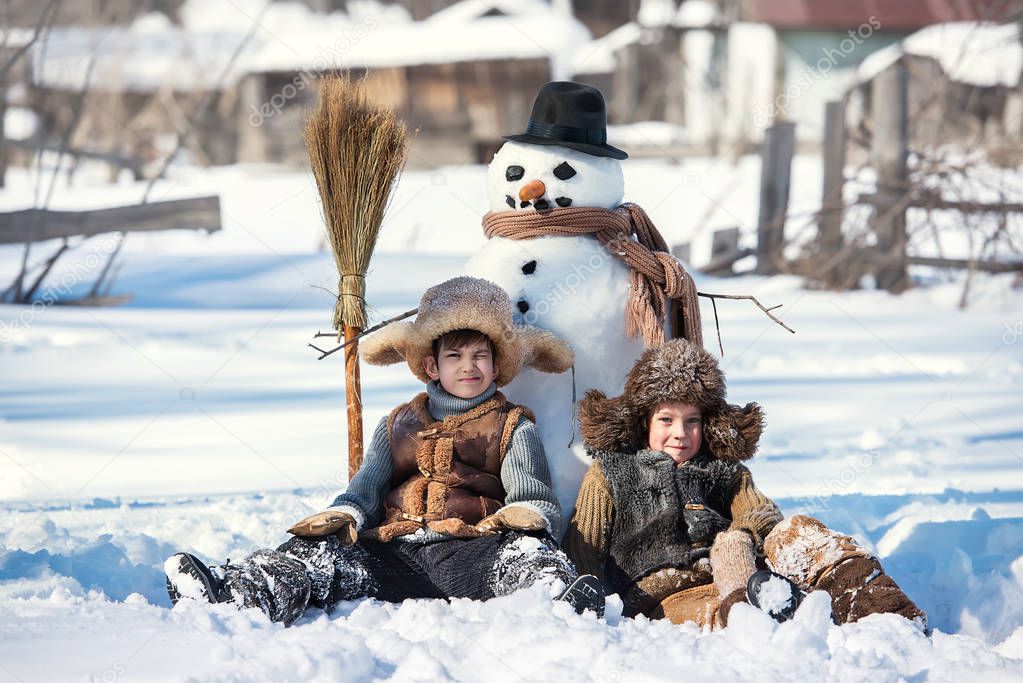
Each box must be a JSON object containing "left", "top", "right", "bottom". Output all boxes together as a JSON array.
[
  {"left": 557, "top": 575, "right": 605, "bottom": 617},
  {"left": 746, "top": 570, "right": 803, "bottom": 622},
  {"left": 165, "top": 553, "right": 232, "bottom": 605}
]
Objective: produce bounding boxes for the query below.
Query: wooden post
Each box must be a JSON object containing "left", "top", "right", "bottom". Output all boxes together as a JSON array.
[
  {"left": 612, "top": 43, "right": 639, "bottom": 123},
  {"left": 819, "top": 100, "right": 846, "bottom": 254},
  {"left": 671, "top": 242, "right": 691, "bottom": 265},
  {"left": 870, "top": 60, "right": 909, "bottom": 292},
  {"left": 344, "top": 323, "right": 365, "bottom": 482},
  {"left": 755, "top": 121, "right": 795, "bottom": 274},
  {"left": 0, "top": 66, "right": 6, "bottom": 190},
  {"left": 236, "top": 74, "right": 268, "bottom": 164}
]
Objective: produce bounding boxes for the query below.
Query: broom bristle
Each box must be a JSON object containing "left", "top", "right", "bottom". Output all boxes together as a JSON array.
[{"left": 305, "top": 74, "right": 408, "bottom": 331}]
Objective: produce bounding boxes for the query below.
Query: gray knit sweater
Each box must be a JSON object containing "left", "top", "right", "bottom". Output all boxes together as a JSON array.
[{"left": 329, "top": 381, "right": 563, "bottom": 541}]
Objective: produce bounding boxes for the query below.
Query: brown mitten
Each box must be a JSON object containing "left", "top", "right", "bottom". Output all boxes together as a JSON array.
[
  {"left": 710, "top": 529, "right": 758, "bottom": 597},
  {"left": 287, "top": 511, "right": 358, "bottom": 545},
  {"left": 476, "top": 506, "right": 547, "bottom": 533}
]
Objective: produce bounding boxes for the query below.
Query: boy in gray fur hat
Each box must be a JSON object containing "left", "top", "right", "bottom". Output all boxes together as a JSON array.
[
  {"left": 165, "top": 277, "right": 603, "bottom": 624},
  {"left": 563, "top": 339, "right": 926, "bottom": 630}
]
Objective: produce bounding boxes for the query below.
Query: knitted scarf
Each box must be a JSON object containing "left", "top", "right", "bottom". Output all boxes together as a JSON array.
[{"left": 481, "top": 203, "right": 703, "bottom": 347}]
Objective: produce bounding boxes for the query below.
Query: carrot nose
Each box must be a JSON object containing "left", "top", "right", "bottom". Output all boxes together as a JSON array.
[{"left": 518, "top": 179, "right": 546, "bottom": 201}]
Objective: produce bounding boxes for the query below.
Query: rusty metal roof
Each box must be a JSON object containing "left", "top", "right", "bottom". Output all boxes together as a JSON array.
[{"left": 740, "top": 0, "right": 1019, "bottom": 31}]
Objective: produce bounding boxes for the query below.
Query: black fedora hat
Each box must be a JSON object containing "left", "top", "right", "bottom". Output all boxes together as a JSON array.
[{"left": 503, "top": 81, "right": 628, "bottom": 160}]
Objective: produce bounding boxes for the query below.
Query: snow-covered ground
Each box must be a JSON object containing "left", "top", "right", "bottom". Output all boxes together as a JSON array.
[{"left": 2, "top": 155, "right": 1022, "bottom": 681}]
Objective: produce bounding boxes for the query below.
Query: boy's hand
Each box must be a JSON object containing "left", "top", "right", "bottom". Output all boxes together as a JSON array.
[
  {"left": 476, "top": 506, "right": 546, "bottom": 533},
  {"left": 287, "top": 511, "right": 358, "bottom": 545}
]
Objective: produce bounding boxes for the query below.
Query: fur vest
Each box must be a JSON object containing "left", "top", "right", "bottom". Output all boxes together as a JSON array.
[
  {"left": 364, "top": 391, "right": 533, "bottom": 542},
  {"left": 597, "top": 447, "right": 743, "bottom": 592}
]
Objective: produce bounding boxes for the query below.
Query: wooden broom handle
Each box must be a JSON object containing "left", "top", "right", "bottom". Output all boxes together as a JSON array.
[{"left": 343, "top": 323, "right": 364, "bottom": 482}]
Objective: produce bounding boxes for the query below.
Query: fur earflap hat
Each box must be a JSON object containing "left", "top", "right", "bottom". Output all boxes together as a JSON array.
[
  {"left": 360, "top": 276, "right": 574, "bottom": 386},
  {"left": 578, "top": 339, "right": 764, "bottom": 461}
]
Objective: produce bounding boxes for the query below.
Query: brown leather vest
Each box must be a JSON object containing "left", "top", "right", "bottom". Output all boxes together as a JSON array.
[{"left": 364, "top": 391, "right": 534, "bottom": 542}]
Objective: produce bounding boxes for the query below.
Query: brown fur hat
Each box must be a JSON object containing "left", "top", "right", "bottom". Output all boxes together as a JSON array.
[
  {"left": 578, "top": 339, "right": 764, "bottom": 461},
  {"left": 361, "top": 276, "right": 574, "bottom": 386}
]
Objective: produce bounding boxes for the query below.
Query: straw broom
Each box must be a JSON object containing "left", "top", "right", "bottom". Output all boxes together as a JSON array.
[{"left": 305, "top": 75, "right": 408, "bottom": 481}]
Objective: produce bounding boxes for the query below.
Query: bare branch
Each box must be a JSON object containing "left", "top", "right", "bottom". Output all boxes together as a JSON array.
[
  {"left": 310, "top": 308, "right": 419, "bottom": 360},
  {"left": 22, "top": 238, "right": 68, "bottom": 301},
  {"left": 309, "top": 284, "right": 338, "bottom": 299},
  {"left": 0, "top": 0, "right": 61, "bottom": 80},
  {"left": 308, "top": 343, "right": 332, "bottom": 357},
  {"left": 697, "top": 291, "right": 797, "bottom": 335},
  {"left": 708, "top": 296, "right": 723, "bottom": 355}
]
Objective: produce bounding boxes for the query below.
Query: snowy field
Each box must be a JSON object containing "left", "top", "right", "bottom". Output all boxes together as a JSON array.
[{"left": 2, "top": 155, "right": 1023, "bottom": 681}]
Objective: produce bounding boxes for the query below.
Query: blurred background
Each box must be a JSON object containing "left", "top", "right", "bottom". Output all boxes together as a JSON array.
[{"left": 2, "top": 0, "right": 1022, "bottom": 296}]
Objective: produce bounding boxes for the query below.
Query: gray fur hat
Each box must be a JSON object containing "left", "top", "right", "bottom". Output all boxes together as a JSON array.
[{"left": 578, "top": 339, "right": 764, "bottom": 461}]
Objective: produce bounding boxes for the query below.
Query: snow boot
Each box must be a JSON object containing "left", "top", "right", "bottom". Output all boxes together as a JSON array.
[
  {"left": 165, "top": 553, "right": 232, "bottom": 605},
  {"left": 719, "top": 570, "right": 803, "bottom": 626},
  {"left": 557, "top": 574, "right": 605, "bottom": 617},
  {"left": 816, "top": 556, "right": 927, "bottom": 630}
]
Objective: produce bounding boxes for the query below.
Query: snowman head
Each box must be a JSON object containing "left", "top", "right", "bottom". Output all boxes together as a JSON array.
[{"left": 487, "top": 141, "right": 625, "bottom": 213}]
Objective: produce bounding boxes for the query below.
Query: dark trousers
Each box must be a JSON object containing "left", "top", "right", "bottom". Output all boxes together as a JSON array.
[{"left": 224, "top": 532, "right": 575, "bottom": 625}]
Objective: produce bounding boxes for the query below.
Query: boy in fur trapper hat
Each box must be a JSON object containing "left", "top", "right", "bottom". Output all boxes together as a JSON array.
[
  {"left": 165, "top": 277, "right": 604, "bottom": 624},
  {"left": 563, "top": 339, "right": 926, "bottom": 630}
]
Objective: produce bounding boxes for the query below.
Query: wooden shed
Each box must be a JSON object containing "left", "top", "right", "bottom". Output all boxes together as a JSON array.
[{"left": 23, "top": 0, "right": 589, "bottom": 173}]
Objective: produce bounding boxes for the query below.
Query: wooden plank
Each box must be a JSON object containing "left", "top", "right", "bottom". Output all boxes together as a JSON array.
[
  {"left": 907, "top": 256, "right": 1023, "bottom": 273},
  {"left": 858, "top": 192, "right": 1023, "bottom": 214},
  {"left": 755, "top": 121, "right": 795, "bottom": 275},
  {"left": 910, "top": 197, "right": 1023, "bottom": 214},
  {"left": 819, "top": 100, "right": 846, "bottom": 253},
  {"left": 0, "top": 195, "right": 221, "bottom": 244}
]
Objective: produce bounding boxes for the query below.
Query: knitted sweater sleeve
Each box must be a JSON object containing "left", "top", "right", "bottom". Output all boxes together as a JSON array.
[
  {"left": 328, "top": 415, "right": 392, "bottom": 530},
  {"left": 727, "top": 465, "right": 783, "bottom": 546},
  {"left": 498, "top": 415, "right": 564, "bottom": 538},
  {"left": 562, "top": 461, "right": 614, "bottom": 583}
]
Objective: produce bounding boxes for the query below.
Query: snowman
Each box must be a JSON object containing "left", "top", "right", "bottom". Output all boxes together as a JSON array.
[{"left": 465, "top": 82, "right": 703, "bottom": 531}]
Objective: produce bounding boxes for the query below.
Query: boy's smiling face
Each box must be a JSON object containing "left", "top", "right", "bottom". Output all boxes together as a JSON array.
[
  {"left": 423, "top": 337, "right": 499, "bottom": 399},
  {"left": 648, "top": 401, "right": 703, "bottom": 464}
]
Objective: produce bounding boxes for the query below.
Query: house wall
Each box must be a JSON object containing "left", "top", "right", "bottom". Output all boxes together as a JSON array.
[
  {"left": 22, "top": 79, "right": 244, "bottom": 181},
  {"left": 236, "top": 58, "right": 551, "bottom": 168},
  {"left": 776, "top": 29, "right": 903, "bottom": 141},
  {"left": 845, "top": 54, "right": 1021, "bottom": 161}
]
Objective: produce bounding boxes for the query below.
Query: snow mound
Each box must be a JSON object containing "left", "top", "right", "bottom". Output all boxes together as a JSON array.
[{"left": 2, "top": 569, "right": 1022, "bottom": 681}]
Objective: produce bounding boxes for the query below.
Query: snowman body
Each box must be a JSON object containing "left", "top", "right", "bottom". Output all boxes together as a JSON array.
[{"left": 465, "top": 142, "right": 648, "bottom": 529}]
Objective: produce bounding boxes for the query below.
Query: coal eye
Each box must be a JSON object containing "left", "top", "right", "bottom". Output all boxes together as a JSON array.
[
  {"left": 506, "top": 165, "right": 524, "bottom": 181},
  {"left": 553, "top": 162, "right": 576, "bottom": 180},
  {"left": 521, "top": 260, "right": 537, "bottom": 275}
]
